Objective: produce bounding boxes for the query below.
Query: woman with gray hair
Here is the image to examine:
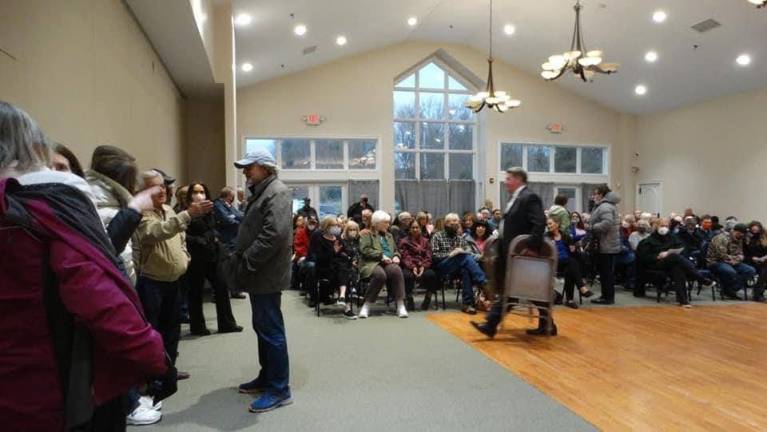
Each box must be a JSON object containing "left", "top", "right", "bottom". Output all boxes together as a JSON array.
[{"left": 357, "top": 210, "right": 408, "bottom": 318}]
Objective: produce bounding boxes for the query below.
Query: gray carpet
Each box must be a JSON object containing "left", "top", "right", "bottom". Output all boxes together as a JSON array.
[{"left": 143, "top": 290, "right": 597, "bottom": 432}]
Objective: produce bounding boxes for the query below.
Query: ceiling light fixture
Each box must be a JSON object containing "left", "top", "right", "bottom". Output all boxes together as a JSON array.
[
  {"left": 503, "top": 24, "right": 516, "bottom": 36},
  {"left": 540, "top": 0, "right": 619, "bottom": 82},
  {"left": 747, "top": 0, "right": 766, "bottom": 8},
  {"left": 652, "top": 10, "right": 667, "bottom": 23},
  {"left": 644, "top": 50, "right": 658, "bottom": 63},
  {"left": 294, "top": 24, "right": 307, "bottom": 36},
  {"left": 466, "top": 0, "right": 521, "bottom": 113},
  {"left": 407, "top": 17, "right": 418, "bottom": 26},
  {"left": 336, "top": 35, "right": 347, "bottom": 46},
  {"left": 241, "top": 62, "right": 253, "bottom": 72},
  {"left": 635, "top": 84, "right": 647, "bottom": 96},
  {"left": 736, "top": 54, "right": 752, "bottom": 66},
  {"left": 234, "top": 13, "right": 252, "bottom": 27}
]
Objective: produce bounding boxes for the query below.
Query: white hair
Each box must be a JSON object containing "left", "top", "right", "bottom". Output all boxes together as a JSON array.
[
  {"left": 444, "top": 213, "right": 460, "bottom": 222},
  {"left": 141, "top": 169, "right": 163, "bottom": 183},
  {"left": 0, "top": 101, "right": 50, "bottom": 176},
  {"left": 371, "top": 210, "right": 391, "bottom": 225},
  {"left": 397, "top": 211, "right": 412, "bottom": 222}
]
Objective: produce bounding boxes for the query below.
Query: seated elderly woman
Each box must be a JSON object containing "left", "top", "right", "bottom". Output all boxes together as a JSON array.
[
  {"left": 636, "top": 218, "right": 714, "bottom": 307},
  {"left": 358, "top": 211, "right": 408, "bottom": 319}
]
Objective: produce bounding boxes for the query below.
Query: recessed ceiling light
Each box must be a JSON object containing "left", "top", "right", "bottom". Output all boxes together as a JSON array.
[
  {"left": 503, "top": 24, "right": 516, "bottom": 36},
  {"left": 234, "top": 13, "right": 252, "bottom": 27},
  {"left": 407, "top": 17, "right": 418, "bottom": 27},
  {"left": 736, "top": 54, "right": 752, "bottom": 66},
  {"left": 294, "top": 24, "right": 307, "bottom": 36},
  {"left": 635, "top": 84, "right": 648, "bottom": 96},
  {"left": 644, "top": 50, "right": 658, "bottom": 63},
  {"left": 336, "top": 35, "right": 347, "bottom": 46},
  {"left": 241, "top": 62, "right": 253, "bottom": 72},
  {"left": 652, "top": 10, "right": 667, "bottom": 23}
]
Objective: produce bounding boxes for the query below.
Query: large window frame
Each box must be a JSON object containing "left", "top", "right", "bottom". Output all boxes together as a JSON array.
[
  {"left": 498, "top": 142, "right": 610, "bottom": 177},
  {"left": 394, "top": 59, "right": 478, "bottom": 181},
  {"left": 244, "top": 137, "right": 379, "bottom": 172}
]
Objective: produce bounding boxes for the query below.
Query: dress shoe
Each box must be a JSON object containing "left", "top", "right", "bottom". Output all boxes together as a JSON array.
[
  {"left": 218, "top": 325, "right": 243, "bottom": 333},
  {"left": 526, "top": 324, "right": 558, "bottom": 336},
  {"left": 580, "top": 289, "right": 594, "bottom": 298},
  {"left": 470, "top": 321, "right": 497, "bottom": 338},
  {"left": 564, "top": 301, "right": 579, "bottom": 309},
  {"left": 591, "top": 298, "right": 614, "bottom": 305}
]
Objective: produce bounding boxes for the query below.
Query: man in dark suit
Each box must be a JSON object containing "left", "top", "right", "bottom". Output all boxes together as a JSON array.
[{"left": 471, "top": 167, "right": 556, "bottom": 337}]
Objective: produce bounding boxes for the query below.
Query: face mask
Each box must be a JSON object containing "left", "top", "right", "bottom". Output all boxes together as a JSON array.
[
  {"left": 348, "top": 231, "right": 358, "bottom": 239},
  {"left": 658, "top": 227, "right": 670, "bottom": 236},
  {"left": 329, "top": 226, "right": 342, "bottom": 236},
  {"left": 307, "top": 224, "right": 317, "bottom": 231},
  {"left": 445, "top": 225, "right": 458, "bottom": 235},
  {"left": 191, "top": 192, "right": 205, "bottom": 203},
  {"left": 572, "top": 218, "right": 580, "bottom": 223}
]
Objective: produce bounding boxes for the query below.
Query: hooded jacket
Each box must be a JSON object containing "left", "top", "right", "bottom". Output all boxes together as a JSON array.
[{"left": 589, "top": 191, "right": 621, "bottom": 254}]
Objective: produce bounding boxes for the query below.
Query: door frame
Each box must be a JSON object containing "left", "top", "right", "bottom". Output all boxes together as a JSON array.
[
  {"left": 636, "top": 181, "right": 663, "bottom": 216},
  {"left": 285, "top": 182, "right": 348, "bottom": 218}
]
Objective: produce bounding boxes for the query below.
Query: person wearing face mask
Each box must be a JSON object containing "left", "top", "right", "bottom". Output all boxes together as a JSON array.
[
  {"left": 706, "top": 223, "right": 756, "bottom": 300},
  {"left": 184, "top": 182, "right": 242, "bottom": 336},
  {"left": 636, "top": 218, "right": 714, "bottom": 306},
  {"left": 347, "top": 194, "right": 375, "bottom": 226},
  {"left": 678, "top": 217, "right": 705, "bottom": 265},
  {"left": 745, "top": 221, "right": 767, "bottom": 302},
  {"left": 336, "top": 221, "right": 361, "bottom": 318},
  {"left": 628, "top": 220, "right": 652, "bottom": 251},
  {"left": 399, "top": 220, "right": 440, "bottom": 310},
  {"left": 431, "top": 213, "right": 487, "bottom": 315},
  {"left": 305, "top": 216, "right": 344, "bottom": 308}
]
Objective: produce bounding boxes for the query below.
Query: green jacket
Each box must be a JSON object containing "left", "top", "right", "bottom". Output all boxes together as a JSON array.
[
  {"left": 358, "top": 230, "right": 400, "bottom": 279},
  {"left": 636, "top": 232, "right": 683, "bottom": 267}
]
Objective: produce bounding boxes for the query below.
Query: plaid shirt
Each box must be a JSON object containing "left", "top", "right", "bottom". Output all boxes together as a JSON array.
[{"left": 430, "top": 230, "right": 468, "bottom": 260}]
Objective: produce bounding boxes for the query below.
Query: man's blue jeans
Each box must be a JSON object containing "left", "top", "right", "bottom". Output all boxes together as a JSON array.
[
  {"left": 249, "top": 292, "right": 290, "bottom": 395},
  {"left": 434, "top": 254, "right": 486, "bottom": 305},
  {"left": 708, "top": 262, "right": 756, "bottom": 295}
]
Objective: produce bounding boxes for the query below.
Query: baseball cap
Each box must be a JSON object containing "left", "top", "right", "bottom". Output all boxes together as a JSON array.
[{"left": 234, "top": 149, "right": 277, "bottom": 169}]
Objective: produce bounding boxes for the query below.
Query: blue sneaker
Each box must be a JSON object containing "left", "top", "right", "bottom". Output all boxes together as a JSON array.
[
  {"left": 248, "top": 390, "right": 293, "bottom": 413},
  {"left": 238, "top": 378, "right": 266, "bottom": 394}
]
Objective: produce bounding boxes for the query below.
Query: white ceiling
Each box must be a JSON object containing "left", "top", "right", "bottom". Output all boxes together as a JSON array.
[{"left": 233, "top": 0, "right": 767, "bottom": 114}]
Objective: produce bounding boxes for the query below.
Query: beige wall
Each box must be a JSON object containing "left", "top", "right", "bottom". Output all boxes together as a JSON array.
[
  {"left": 0, "top": 0, "right": 186, "bottom": 182},
  {"left": 237, "top": 41, "right": 630, "bottom": 212},
  {"left": 636, "top": 85, "right": 767, "bottom": 219},
  {"left": 185, "top": 99, "right": 225, "bottom": 191}
]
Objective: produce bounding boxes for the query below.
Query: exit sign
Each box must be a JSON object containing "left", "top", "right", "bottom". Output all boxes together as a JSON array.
[{"left": 302, "top": 114, "right": 325, "bottom": 126}]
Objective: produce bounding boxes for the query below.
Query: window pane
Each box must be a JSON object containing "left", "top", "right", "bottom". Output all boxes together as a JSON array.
[
  {"left": 554, "top": 146, "right": 577, "bottom": 173},
  {"left": 394, "top": 122, "right": 416, "bottom": 150},
  {"left": 245, "top": 139, "right": 276, "bottom": 158},
  {"left": 420, "top": 122, "right": 445, "bottom": 150},
  {"left": 448, "top": 94, "right": 472, "bottom": 120},
  {"left": 527, "top": 145, "right": 551, "bottom": 172},
  {"left": 418, "top": 62, "right": 445, "bottom": 89},
  {"left": 500, "top": 143, "right": 523, "bottom": 170},
  {"left": 289, "top": 186, "right": 310, "bottom": 214},
  {"left": 581, "top": 147, "right": 604, "bottom": 174},
  {"left": 319, "top": 186, "right": 342, "bottom": 218},
  {"left": 281, "top": 139, "right": 311, "bottom": 169},
  {"left": 420, "top": 153, "right": 445, "bottom": 179},
  {"left": 448, "top": 76, "right": 468, "bottom": 91},
  {"left": 449, "top": 124, "right": 473, "bottom": 150},
  {"left": 419, "top": 92, "right": 445, "bottom": 120},
  {"left": 449, "top": 153, "right": 473, "bottom": 179},
  {"left": 349, "top": 140, "right": 376, "bottom": 169},
  {"left": 397, "top": 73, "right": 415, "bottom": 88},
  {"left": 394, "top": 91, "right": 416, "bottom": 119},
  {"left": 395, "top": 152, "right": 416, "bottom": 179},
  {"left": 315, "top": 139, "right": 344, "bottom": 169}
]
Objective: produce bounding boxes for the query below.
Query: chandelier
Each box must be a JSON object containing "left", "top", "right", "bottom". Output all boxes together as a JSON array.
[
  {"left": 466, "top": 0, "right": 521, "bottom": 113},
  {"left": 748, "top": 0, "right": 766, "bottom": 8},
  {"left": 541, "top": 0, "right": 619, "bottom": 82}
]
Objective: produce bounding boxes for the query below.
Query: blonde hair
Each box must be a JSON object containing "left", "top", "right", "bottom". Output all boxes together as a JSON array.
[
  {"left": 342, "top": 220, "right": 360, "bottom": 240},
  {"left": 320, "top": 215, "right": 338, "bottom": 232}
]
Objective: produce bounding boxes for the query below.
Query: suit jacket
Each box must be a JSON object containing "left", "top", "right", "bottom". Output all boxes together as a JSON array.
[{"left": 497, "top": 186, "right": 546, "bottom": 283}]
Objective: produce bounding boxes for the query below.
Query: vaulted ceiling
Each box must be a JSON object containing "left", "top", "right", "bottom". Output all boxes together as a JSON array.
[{"left": 233, "top": 0, "right": 767, "bottom": 114}]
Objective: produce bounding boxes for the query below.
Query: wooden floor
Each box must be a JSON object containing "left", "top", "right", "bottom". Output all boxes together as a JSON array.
[{"left": 429, "top": 304, "right": 767, "bottom": 431}]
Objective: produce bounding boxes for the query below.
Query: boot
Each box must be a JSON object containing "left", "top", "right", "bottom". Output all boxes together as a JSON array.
[
  {"left": 420, "top": 292, "right": 432, "bottom": 310},
  {"left": 526, "top": 318, "right": 557, "bottom": 336}
]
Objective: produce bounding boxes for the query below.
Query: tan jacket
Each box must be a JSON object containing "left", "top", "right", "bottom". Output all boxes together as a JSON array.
[{"left": 133, "top": 204, "right": 191, "bottom": 282}]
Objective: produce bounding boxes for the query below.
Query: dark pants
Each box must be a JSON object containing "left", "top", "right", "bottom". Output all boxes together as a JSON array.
[
  {"left": 615, "top": 251, "right": 636, "bottom": 290},
  {"left": 187, "top": 258, "right": 238, "bottom": 332},
  {"left": 402, "top": 267, "right": 439, "bottom": 298},
  {"left": 305, "top": 263, "right": 338, "bottom": 304},
  {"left": 291, "top": 260, "right": 314, "bottom": 292},
  {"left": 754, "top": 264, "right": 767, "bottom": 299},
  {"left": 71, "top": 395, "right": 129, "bottom": 432},
  {"left": 709, "top": 262, "right": 756, "bottom": 296},
  {"left": 651, "top": 254, "right": 707, "bottom": 304},
  {"left": 249, "top": 292, "right": 290, "bottom": 395},
  {"left": 558, "top": 258, "right": 585, "bottom": 302},
  {"left": 597, "top": 253, "right": 617, "bottom": 301},
  {"left": 136, "top": 276, "right": 180, "bottom": 365},
  {"left": 435, "top": 254, "right": 486, "bottom": 305}
]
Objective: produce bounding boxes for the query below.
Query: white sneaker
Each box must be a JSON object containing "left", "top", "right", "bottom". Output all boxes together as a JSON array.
[
  {"left": 139, "top": 395, "right": 161, "bottom": 411},
  {"left": 127, "top": 405, "right": 162, "bottom": 426},
  {"left": 358, "top": 304, "right": 370, "bottom": 319},
  {"left": 336, "top": 299, "right": 346, "bottom": 306},
  {"left": 397, "top": 303, "right": 409, "bottom": 319}
]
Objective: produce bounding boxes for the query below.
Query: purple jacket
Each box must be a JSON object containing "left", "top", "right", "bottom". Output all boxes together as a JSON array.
[{"left": 0, "top": 178, "right": 167, "bottom": 431}]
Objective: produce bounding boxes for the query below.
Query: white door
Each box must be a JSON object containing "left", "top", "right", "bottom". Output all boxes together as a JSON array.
[
  {"left": 637, "top": 182, "right": 662, "bottom": 216},
  {"left": 286, "top": 183, "right": 347, "bottom": 218}
]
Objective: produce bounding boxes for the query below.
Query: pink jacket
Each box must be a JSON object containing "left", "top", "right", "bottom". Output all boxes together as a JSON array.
[{"left": 0, "top": 179, "right": 167, "bottom": 431}]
